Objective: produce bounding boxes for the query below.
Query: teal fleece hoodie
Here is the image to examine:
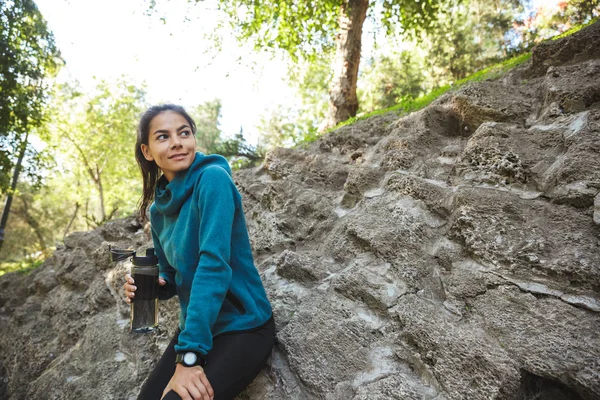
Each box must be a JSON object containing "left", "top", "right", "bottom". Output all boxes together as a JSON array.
[{"left": 149, "top": 152, "right": 272, "bottom": 356}]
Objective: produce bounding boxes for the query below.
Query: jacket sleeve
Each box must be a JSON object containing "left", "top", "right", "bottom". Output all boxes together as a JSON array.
[
  {"left": 175, "top": 165, "right": 236, "bottom": 355},
  {"left": 151, "top": 226, "right": 178, "bottom": 301}
]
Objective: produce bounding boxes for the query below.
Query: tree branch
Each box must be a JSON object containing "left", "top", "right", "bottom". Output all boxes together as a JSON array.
[{"left": 58, "top": 127, "right": 98, "bottom": 183}]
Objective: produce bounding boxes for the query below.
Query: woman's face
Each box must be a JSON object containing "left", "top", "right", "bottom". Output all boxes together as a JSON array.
[{"left": 141, "top": 111, "right": 197, "bottom": 181}]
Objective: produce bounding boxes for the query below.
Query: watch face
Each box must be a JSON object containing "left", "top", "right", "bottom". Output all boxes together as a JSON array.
[{"left": 183, "top": 352, "right": 197, "bottom": 366}]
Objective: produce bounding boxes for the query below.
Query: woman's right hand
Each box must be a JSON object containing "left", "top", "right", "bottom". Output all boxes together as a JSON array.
[
  {"left": 123, "top": 273, "right": 168, "bottom": 303},
  {"left": 123, "top": 273, "right": 136, "bottom": 304},
  {"left": 161, "top": 364, "right": 214, "bottom": 400}
]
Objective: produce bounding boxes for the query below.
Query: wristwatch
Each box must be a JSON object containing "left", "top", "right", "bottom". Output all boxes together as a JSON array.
[{"left": 175, "top": 351, "right": 206, "bottom": 367}]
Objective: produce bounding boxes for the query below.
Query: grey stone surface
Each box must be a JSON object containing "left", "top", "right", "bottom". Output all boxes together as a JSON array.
[
  {"left": 2, "top": 21, "right": 600, "bottom": 400},
  {"left": 594, "top": 193, "right": 600, "bottom": 225}
]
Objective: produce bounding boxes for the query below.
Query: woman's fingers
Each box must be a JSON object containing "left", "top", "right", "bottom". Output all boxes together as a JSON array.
[
  {"left": 123, "top": 274, "right": 136, "bottom": 303},
  {"left": 168, "top": 364, "right": 212, "bottom": 400},
  {"left": 124, "top": 283, "right": 137, "bottom": 293},
  {"left": 173, "top": 385, "right": 194, "bottom": 400},
  {"left": 195, "top": 382, "right": 212, "bottom": 400},
  {"left": 184, "top": 368, "right": 212, "bottom": 400},
  {"left": 185, "top": 383, "right": 204, "bottom": 400},
  {"left": 160, "top": 383, "right": 172, "bottom": 400},
  {"left": 191, "top": 377, "right": 211, "bottom": 400},
  {"left": 196, "top": 369, "right": 213, "bottom": 399},
  {"left": 158, "top": 277, "right": 167, "bottom": 286},
  {"left": 123, "top": 289, "right": 135, "bottom": 303}
]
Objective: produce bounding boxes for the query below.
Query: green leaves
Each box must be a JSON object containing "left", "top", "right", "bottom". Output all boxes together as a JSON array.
[
  {"left": 359, "top": 51, "right": 426, "bottom": 112},
  {"left": 380, "top": 0, "right": 442, "bottom": 36},
  {"left": 217, "top": 0, "right": 341, "bottom": 62},
  {"left": 0, "top": 0, "right": 62, "bottom": 193},
  {"left": 48, "top": 79, "right": 147, "bottom": 225},
  {"left": 190, "top": 99, "right": 223, "bottom": 154},
  {"left": 213, "top": 130, "right": 265, "bottom": 169}
]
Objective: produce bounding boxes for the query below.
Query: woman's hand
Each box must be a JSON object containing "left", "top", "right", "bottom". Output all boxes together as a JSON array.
[
  {"left": 122, "top": 273, "right": 167, "bottom": 304},
  {"left": 161, "top": 363, "right": 214, "bottom": 400}
]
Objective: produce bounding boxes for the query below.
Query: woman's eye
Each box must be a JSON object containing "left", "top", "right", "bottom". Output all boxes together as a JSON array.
[
  {"left": 157, "top": 134, "right": 168, "bottom": 140},
  {"left": 181, "top": 130, "right": 191, "bottom": 136}
]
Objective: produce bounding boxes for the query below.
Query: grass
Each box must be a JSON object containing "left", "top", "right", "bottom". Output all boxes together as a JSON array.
[
  {"left": 314, "top": 18, "right": 597, "bottom": 137},
  {"left": 0, "top": 256, "right": 46, "bottom": 277},
  {"left": 330, "top": 52, "right": 533, "bottom": 131},
  {"left": 552, "top": 17, "right": 598, "bottom": 40}
]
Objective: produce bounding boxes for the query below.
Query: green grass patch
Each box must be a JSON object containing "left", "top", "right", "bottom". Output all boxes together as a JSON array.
[
  {"left": 0, "top": 257, "right": 45, "bottom": 277},
  {"left": 330, "top": 52, "right": 532, "bottom": 132},
  {"left": 552, "top": 17, "right": 598, "bottom": 40},
  {"left": 310, "top": 19, "right": 597, "bottom": 139}
]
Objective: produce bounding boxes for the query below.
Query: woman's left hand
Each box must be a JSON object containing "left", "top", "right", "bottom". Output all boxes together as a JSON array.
[{"left": 161, "top": 363, "right": 214, "bottom": 400}]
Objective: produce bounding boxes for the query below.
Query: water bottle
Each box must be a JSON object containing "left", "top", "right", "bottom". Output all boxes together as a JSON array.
[
  {"left": 109, "top": 247, "right": 159, "bottom": 333},
  {"left": 130, "top": 248, "right": 159, "bottom": 333}
]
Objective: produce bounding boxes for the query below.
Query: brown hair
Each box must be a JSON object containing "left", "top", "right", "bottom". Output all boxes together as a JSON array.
[{"left": 135, "top": 104, "right": 197, "bottom": 221}]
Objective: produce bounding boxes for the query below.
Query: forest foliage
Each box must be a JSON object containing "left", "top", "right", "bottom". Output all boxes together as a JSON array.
[
  {"left": 0, "top": 0, "right": 61, "bottom": 194},
  {"left": 0, "top": 0, "right": 598, "bottom": 271}
]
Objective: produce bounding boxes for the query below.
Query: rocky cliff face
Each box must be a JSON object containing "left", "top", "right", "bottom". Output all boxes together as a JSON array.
[{"left": 1, "top": 22, "right": 599, "bottom": 400}]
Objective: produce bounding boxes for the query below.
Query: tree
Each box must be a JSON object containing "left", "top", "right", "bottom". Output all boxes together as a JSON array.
[
  {"left": 1, "top": 183, "right": 52, "bottom": 258},
  {"left": 190, "top": 99, "right": 223, "bottom": 154},
  {"left": 0, "top": 0, "right": 61, "bottom": 251},
  {"left": 257, "top": 106, "right": 301, "bottom": 149},
  {"left": 357, "top": 0, "right": 533, "bottom": 113},
  {"left": 421, "top": 0, "right": 525, "bottom": 83},
  {"left": 50, "top": 80, "right": 146, "bottom": 227},
  {"left": 358, "top": 50, "right": 425, "bottom": 112},
  {"left": 214, "top": 128, "right": 264, "bottom": 169},
  {"left": 257, "top": 57, "right": 331, "bottom": 148},
  {"left": 513, "top": 0, "right": 599, "bottom": 45},
  {"left": 214, "top": 0, "right": 449, "bottom": 130},
  {"left": 0, "top": 184, "right": 47, "bottom": 260},
  {"left": 0, "top": 170, "right": 91, "bottom": 262}
]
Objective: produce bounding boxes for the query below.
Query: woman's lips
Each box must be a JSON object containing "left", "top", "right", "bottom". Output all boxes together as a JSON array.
[{"left": 169, "top": 153, "right": 188, "bottom": 160}]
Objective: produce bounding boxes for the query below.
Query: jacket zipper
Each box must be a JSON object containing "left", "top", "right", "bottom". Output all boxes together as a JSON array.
[{"left": 225, "top": 290, "right": 246, "bottom": 315}]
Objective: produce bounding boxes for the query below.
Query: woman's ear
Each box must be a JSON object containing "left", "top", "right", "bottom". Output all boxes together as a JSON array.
[{"left": 140, "top": 144, "right": 154, "bottom": 161}]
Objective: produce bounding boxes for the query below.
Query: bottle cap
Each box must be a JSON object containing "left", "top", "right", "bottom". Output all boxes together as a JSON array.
[{"left": 132, "top": 248, "right": 158, "bottom": 266}]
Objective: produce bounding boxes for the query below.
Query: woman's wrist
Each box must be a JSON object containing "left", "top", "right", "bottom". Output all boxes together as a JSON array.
[{"left": 175, "top": 351, "right": 207, "bottom": 367}]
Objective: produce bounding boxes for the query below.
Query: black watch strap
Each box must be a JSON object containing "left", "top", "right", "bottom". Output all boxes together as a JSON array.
[{"left": 175, "top": 351, "right": 206, "bottom": 367}]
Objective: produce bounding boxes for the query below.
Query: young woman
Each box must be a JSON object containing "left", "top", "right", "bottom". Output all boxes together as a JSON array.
[{"left": 123, "top": 104, "right": 274, "bottom": 400}]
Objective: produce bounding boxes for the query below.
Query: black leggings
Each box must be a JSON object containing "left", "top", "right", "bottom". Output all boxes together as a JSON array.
[{"left": 137, "top": 317, "right": 275, "bottom": 400}]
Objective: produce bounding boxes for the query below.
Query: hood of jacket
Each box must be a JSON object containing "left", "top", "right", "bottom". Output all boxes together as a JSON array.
[{"left": 153, "top": 152, "right": 231, "bottom": 216}]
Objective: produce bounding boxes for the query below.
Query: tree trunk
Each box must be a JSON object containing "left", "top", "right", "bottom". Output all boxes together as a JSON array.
[
  {"left": 18, "top": 196, "right": 47, "bottom": 251},
  {"left": 96, "top": 164, "right": 106, "bottom": 221},
  {"left": 321, "top": 0, "right": 369, "bottom": 131},
  {"left": 84, "top": 199, "right": 91, "bottom": 230},
  {"left": 0, "top": 133, "right": 29, "bottom": 252},
  {"left": 63, "top": 132, "right": 106, "bottom": 223},
  {"left": 63, "top": 202, "right": 80, "bottom": 239}
]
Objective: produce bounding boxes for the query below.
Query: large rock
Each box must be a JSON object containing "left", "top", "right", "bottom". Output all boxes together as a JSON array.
[
  {"left": 526, "top": 20, "right": 600, "bottom": 77},
  {"left": 2, "top": 21, "right": 600, "bottom": 400}
]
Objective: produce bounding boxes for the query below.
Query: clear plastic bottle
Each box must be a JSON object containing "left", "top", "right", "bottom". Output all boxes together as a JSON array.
[
  {"left": 109, "top": 246, "right": 159, "bottom": 333},
  {"left": 130, "top": 249, "right": 159, "bottom": 333}
]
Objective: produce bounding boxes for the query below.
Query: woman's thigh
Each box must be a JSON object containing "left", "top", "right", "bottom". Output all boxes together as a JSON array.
[
  {"left": 137, "top": 330, "right": 178, "bottom": 400},
  {"left": 139, "top": 318, "right": 275, "bottom": 400},
  {"left": 204, "top": 318, "right": 275, "bottom": 399}
]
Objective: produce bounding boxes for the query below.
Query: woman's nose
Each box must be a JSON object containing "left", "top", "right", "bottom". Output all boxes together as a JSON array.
[{"left": 170, "top": 136, "right": 182, "bottom": 148}]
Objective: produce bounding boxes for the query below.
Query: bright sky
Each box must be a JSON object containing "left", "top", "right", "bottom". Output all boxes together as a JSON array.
[{"left": 35, "top": 0, "right": 296, "bottom": 146}]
